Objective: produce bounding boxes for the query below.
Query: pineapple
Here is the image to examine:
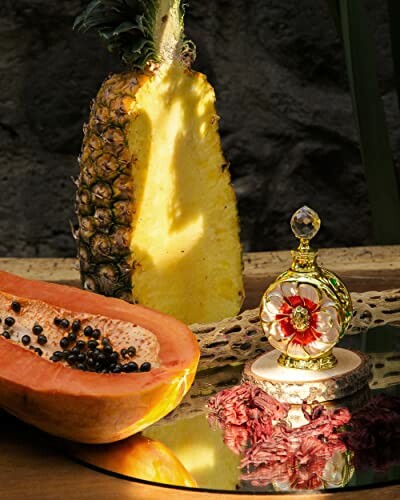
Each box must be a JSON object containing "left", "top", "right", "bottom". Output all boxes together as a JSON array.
[{"left": 74, "top": 0, "right": 244, "bottom": 324}]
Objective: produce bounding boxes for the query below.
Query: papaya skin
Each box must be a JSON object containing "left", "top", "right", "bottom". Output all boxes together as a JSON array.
[
  {"left": 68, "top": 434, "right": 197, "bottom": 488},
  {"left": 0, "top": 271, "right": 199, "bottom": 443}
]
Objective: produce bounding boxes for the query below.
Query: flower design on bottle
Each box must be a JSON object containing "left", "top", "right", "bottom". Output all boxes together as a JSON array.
[{"left": 261, "top": 282, "right": 340, "bottom": 360}]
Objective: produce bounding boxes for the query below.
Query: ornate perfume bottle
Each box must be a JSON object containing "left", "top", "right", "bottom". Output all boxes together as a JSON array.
[
  {"left": 243, "top": 206, "right": 371, "bottom": 403},
  {"left": 260, "top": 206, "right": 352, "bottom": 370}
]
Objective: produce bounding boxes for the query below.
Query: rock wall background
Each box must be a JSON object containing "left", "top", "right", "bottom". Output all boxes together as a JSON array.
[{"left": 0, "top": 0, "right": 398, "bottom": 256}]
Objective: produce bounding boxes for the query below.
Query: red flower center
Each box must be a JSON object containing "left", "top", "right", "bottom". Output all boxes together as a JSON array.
[{"left": 275, "top": 295, "right": 321, "bottom": 346}]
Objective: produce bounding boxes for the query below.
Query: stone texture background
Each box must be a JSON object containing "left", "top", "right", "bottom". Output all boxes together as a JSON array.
[{"left": 0, "top": 0, "right": 398, "bottom": 256}]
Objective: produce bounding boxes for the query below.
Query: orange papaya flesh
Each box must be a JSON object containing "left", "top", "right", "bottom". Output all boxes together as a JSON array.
[
  {"left": 0, "top": 270, "right": 199, "bottom": 443},
  {"left": 68, "top": 434, "right": 197, "bottom": 488}
]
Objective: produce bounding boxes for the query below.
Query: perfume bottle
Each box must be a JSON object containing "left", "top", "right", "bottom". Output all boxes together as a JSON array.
[{"left": 260, "top": 206, "right": 352, "bottom": 370}]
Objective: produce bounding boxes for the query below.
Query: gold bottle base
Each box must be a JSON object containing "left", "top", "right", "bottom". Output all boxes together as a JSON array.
[{"left": 278, "top": 352, "right": 338, "bottom": 370}]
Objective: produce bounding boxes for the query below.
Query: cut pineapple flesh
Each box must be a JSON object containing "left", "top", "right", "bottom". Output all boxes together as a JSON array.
[{"left": 128, "top": 62, "right": 243, "bottom": 324}]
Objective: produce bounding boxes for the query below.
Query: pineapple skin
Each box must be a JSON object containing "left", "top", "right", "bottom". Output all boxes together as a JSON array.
[
  {"left": 76, "top": 63, "right": 244, "bottom": 324},
  {"left": 77, "top": 70, "right": 147, "bottom": 302}
]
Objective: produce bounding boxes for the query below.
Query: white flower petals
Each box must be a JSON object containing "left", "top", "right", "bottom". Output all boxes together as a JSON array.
[
  {"left": 319, "top": 326, "right": 339, "bottom": 344},
  {"left": 314, "top": 310, "right": 335, "bottom": 332},
  {"left": 268, "top": 336, "right": 290, "bottom": 352},
  {"left": 319, "top": 306, "right": 340, "bottom": 331},
  {"left": 281, "top": 282, "right": 298, "bottom": 298},
  {"left": 269, "top": 321, "right": 286, "bottom": 340},
  {"left": 298, "top": 283, "right": 319, "bottom": 305},
  {"left": 268, "top": 288, "right": 285, "bottom": 300},
  {"left": 303, "top": 339, "right": 332, "bottom": 357},
  {"left": 286, "top": 341, "right": 307, "bottom": 358},
  {"left": 261, "top": 309, "right": 274, "bottom": 323},
  {"left": 263, "top": 294, "right": 285, "bottom": 317}
]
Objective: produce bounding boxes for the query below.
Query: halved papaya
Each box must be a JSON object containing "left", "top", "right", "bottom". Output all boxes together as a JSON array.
[{"left": 0, "top": 270, "right": 199, "bottom": 443}]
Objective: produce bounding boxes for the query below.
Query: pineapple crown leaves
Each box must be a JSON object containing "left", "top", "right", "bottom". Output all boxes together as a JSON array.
[{"left": 74, "top": 0, "right": 194, "bottom": 68}]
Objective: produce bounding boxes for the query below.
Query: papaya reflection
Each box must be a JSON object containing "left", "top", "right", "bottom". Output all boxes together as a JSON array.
[{"left": 67, "top": 434, "right": 197, "bottom": 488}]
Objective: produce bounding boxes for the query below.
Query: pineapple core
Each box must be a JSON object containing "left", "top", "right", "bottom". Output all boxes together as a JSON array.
[{"left": 128, "top": 62, "right": 243, "bottom": 324}]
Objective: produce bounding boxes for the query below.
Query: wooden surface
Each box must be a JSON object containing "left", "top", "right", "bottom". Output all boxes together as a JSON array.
[
  {"left": 0, "top": 246, "right": 399, "bottom": 499},
  {"left": 1, "top": 409, "right": 400, "bottom": 500}
]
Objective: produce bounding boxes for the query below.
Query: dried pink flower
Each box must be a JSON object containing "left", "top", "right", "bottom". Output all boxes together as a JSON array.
[
  {"left": 208, "top": 384, "right": 349, "bottom": 488},
  {"left": 207, "top": 384, "right": 290, "bottom": 453}
]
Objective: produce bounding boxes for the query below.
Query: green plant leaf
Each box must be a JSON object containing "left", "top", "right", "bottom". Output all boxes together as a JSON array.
[
  {"left": 332, "top": 0, "right": 400, "bottom": 244},
  {"left": 112, "top": 21, "right": 140, "bottom": 36}
]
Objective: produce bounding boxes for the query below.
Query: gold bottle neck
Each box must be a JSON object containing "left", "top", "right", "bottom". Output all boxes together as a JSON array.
[{"left": 290, "top": 239, "right": 319, "bottom": 273}]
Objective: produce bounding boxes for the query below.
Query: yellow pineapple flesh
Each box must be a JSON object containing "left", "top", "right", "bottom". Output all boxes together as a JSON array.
[{"left": 129, "top": 62, "right": 243, "bottom": 323}]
